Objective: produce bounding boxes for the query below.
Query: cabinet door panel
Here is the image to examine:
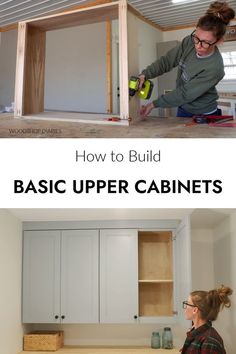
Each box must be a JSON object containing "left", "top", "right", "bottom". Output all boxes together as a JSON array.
[
  {"left": 61, "top": 230, "right": 99, "bottom": 323},
  {"left": 100, "top": 229, "right": 138, "bottom": 323},
  {"left": 22, "top": 231, "right": 60, "bottom": 323}
]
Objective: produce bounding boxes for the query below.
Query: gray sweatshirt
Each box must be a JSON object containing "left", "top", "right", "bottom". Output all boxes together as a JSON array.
[{"left": 142, "top": 35, "right": 225, "bottom": 114}]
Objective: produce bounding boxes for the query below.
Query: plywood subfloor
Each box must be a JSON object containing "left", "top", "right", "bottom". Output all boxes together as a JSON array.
[{"left": 1, "top": 113, "right": 236, "bottom": 138}]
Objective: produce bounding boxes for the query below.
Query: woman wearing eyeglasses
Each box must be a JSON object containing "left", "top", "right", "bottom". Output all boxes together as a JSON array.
[
  {"left": 139, "top": 1, "right": 235, "bottom": 118},
  {"left": 181, "top": 285, "right": 233, "bottom": 353}
]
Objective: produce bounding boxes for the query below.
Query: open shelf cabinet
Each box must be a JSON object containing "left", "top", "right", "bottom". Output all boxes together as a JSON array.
[{"left": 138, "top": 231, "right": 173, "bottom": 317}]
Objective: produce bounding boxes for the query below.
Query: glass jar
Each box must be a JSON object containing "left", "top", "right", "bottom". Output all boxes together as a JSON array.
[
  {"left": 162, "top": 327, "right": 173, "bottom": 349},
  {"left": 151, "top": 331, "right": 161, "bottom": 349}
]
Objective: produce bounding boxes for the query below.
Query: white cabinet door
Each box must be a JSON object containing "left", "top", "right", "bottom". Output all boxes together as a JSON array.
[
  {"left": 22, "top": 231, "right": 61, "bottom": 323},
  {"left": 61, "top": 230, "right": 99, "bottom": 323},
  {"left": 174, "top": 216, "right": 192, "bottom": 326},
  {"left": 100, "top": 229, "right": 138, "bottom": 323}
]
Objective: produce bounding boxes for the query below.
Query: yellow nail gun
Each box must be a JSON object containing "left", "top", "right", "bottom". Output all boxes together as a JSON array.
[{"left": 129, "top": 76, "right": 154, "bottom": 100}]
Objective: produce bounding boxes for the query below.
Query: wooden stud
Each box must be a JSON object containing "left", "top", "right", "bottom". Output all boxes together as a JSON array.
[
  {"left": 127, "top": 10, "right": 140, "bottom": 122},
  {"left": 14, "top": 22, "right": 27, "bottom": 117},
  {"left": 118, "top": 0, "right": 129, "bottom": 120},
  {"left": 106, "top": 21, "right": 113, "bottom": 113}
]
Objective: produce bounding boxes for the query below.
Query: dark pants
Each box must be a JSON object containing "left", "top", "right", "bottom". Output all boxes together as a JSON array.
[{"left": 177, "top": 106, "right": 222, "bottom": 118}]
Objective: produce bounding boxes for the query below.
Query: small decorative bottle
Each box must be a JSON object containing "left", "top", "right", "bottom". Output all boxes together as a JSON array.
[
  {"left": 151, "top": 332, "right": 161, "bottom": 349},
  {"left": 162, "top": 327, "right": 173, "bottom": 349}
]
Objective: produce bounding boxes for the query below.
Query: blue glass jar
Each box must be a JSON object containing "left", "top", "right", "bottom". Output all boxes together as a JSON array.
[
  {"left": 151, "top": 332, "right": 161, "bottom": 349},
  {"left": 162, "top": 327, "right": 173, "bottom": 349}
]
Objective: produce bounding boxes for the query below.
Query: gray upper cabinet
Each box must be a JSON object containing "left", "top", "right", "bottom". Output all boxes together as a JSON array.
[
  {"left": 22, "top": 230, "right": 99, "bottom": 323},
  {"left": 22, "top": 218, "right": 191, "bottom": 324}
]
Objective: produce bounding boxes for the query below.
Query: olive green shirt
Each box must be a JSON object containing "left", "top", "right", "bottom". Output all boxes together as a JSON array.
[{"left": 142, "top": 35, "right": 224, "bottom": 114}]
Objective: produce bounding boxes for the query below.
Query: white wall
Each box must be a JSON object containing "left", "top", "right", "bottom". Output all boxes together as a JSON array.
[
  {"left": 45, "top": 22, "right": 107, "bottom": 113},
  {"left": 163, "top": 27, "right": 194, "bottom": 43},
  {"left": 191, "top": 228, "right": 214, "bottom": 290},
  {"left": 33, "top": 322, "right": 185, "bottom": 349},
  {"left": 212, "top": 213, "right": 236, "bottom": 354},
  {"left": 0, "top": 29, "right": 17, "bottom": 107},
  {"left": 0, "top": 210, "right": 23, "bottom": 354}
]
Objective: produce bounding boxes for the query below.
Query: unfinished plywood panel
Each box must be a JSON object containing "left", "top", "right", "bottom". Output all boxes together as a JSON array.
[
  {"left": 24, "top": 26, "right": 46, "bottom": 115},
  {"left": 138, "top": 231, "right": 173, "bottom": 317},
  {"left": 139, "top": 231, "right": 173, "bottom": 280},
  {"left": 139, "top": 282, "right": 173, "bottom": 317},
  {"left": 26, "top": 3, "right": 118, "bottom": 31},
  {"left": 14, "top": 0, "right": 143, "bottom": 124}
]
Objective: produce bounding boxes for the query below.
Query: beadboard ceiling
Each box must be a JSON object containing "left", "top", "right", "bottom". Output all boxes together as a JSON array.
[{"left": 0, "top": 0, "right": 235, "bottom": 30}]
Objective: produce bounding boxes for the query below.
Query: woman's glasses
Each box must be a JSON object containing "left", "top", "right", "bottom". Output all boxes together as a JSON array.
[
  {"left": 191, "top": 30, "right": 218, "bottom": 49},
  {"left": 182, "top": 301, "right": 196, "bottom": 309}
]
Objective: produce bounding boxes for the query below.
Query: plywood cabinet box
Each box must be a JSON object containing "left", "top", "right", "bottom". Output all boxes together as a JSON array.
[
  {"left": 14, "top": 0, "right": 142, "bottom": 125},
  {"left": 22, "top": 218, "right": 191, "bottom": 324}
]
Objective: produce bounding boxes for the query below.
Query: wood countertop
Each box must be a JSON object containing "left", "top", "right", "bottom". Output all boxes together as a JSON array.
[{"left": 19, "top": 346, "right": 180, "bottom": 354}]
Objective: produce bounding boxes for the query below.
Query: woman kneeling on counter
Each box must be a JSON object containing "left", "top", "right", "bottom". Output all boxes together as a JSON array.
[
  {"left": 139, "top": 1, "right": 235, "bottom": 118},
  {"left": 181, "top": 285, "right": 232, "bottom": 353}
]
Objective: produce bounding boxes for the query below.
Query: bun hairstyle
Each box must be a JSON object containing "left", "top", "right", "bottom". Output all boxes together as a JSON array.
[
  {"left": 197, "top": 1, "right": 235, "bottom": 40},
  {"left": 191, "top": 285, "right": 233, "bottom": 321}
]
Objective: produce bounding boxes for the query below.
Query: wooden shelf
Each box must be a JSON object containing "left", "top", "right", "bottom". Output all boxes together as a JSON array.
[
  {"left": 139, "top": 279, "right": 173, "bottom": 283},
  {"left": 19, "top": 346, "right": 180, "bottom": 354}
]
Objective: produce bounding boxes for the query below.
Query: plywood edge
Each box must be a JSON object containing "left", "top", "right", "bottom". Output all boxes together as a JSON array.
[
  {"left": 61, "top": 0, "right": 113, "bottom": 14},
  {"left": 0, "top": 23, "right": 18, "bottom": 32},
  {"left": 0, "top": 0, "right": 113, "bottom": 32},
  {"left": 19, "top": 112, "right": 129, "bottom": 126},
  {"left": 14, "top": 22, "right": 27, "bottom": 117},
  {"left": 106, "top": 21, "right": 113, "bottom": 113}
]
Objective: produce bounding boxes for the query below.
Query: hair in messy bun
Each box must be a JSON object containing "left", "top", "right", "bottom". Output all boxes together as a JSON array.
[
  {"left": 197, "top": 1, "right": 235, "bottom": 40},
  {"left": 190, "top": 285, "right": 233, "bottom": 321}
]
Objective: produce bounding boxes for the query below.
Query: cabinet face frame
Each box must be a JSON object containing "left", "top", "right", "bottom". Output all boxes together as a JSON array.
[{"left": 14, "top": 0, "right": 139, "bottom": 125}]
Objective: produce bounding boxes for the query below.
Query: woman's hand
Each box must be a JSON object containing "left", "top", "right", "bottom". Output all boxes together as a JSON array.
[
  {"left": 138, "top": 74, "right": 146, "bottom": 90},
  {"left": 140, "top": 102, "right": 155, "bottom": 118}
]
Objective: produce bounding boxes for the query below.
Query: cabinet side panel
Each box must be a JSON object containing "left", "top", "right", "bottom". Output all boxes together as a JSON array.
[{"left": 24, "top": 25, "right": 46, "bottom": 114}]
